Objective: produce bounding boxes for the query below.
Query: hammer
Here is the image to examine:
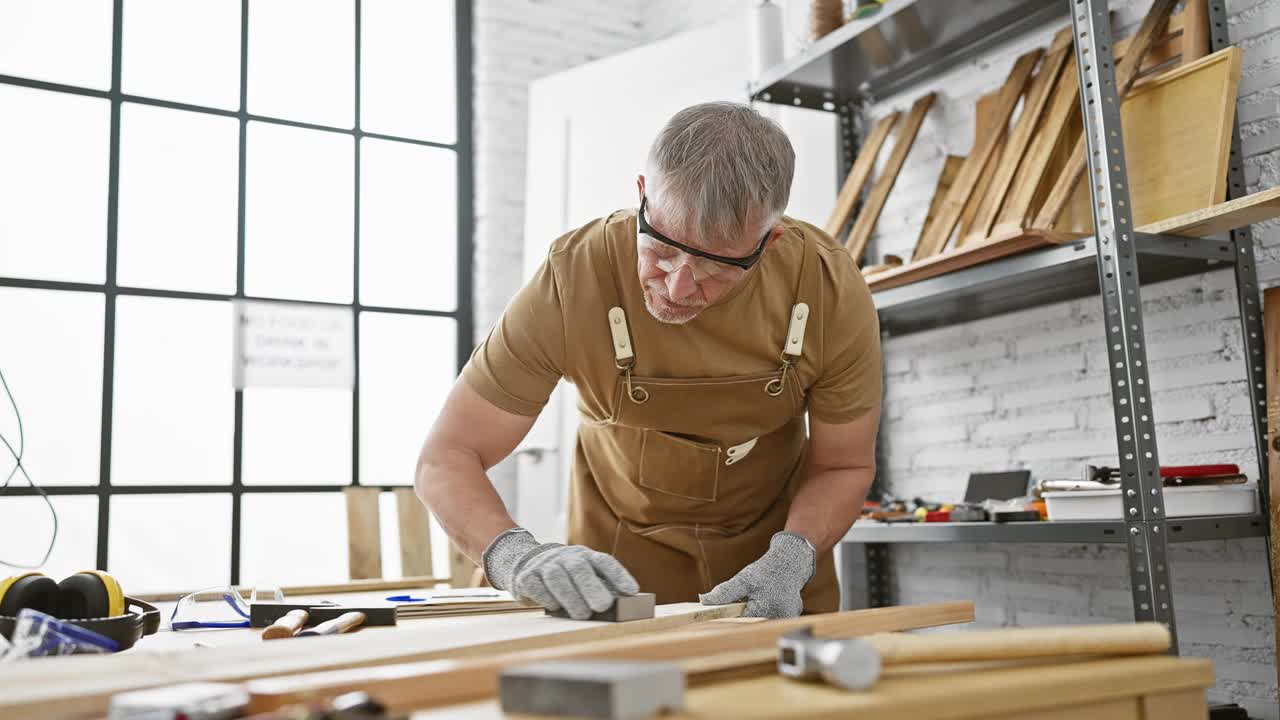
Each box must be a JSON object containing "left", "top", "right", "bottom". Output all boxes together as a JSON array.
[{"left": 778, "top": 622, "right": 1171, "bottom": 690}]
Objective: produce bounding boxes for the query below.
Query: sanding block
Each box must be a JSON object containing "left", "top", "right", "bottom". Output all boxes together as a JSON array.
[{"left": 545, "top": 593, "right": 655, "bottom": 622}]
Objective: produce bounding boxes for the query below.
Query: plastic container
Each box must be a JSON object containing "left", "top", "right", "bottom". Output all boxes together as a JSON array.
[{"left": 1043, "top": 484, "right": 1257, "bottom": 521}]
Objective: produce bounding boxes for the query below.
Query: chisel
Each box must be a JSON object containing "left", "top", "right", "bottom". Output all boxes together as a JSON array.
[
  {"left": 297, "top": 611, "right": 366, "bottom": 637},
  {"left": 262, "top": 609, "right": 309, "bottom": 640}
]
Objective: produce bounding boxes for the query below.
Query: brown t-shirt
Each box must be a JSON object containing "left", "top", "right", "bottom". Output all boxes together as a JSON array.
[{"left": 462, "top": 209, "right": 881, "bottom": 425}]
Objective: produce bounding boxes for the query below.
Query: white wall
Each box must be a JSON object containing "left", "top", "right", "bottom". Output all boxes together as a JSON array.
[{"left": 475, "top": 0, "right": 1280, "bottom": 713}]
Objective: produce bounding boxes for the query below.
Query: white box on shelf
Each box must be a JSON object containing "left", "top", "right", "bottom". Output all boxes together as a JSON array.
[{"left": 1043, "top": 485, "right": 1257, "bottom": 521}]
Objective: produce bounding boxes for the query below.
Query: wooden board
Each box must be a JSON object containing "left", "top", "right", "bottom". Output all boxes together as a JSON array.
[
  {"left": 913, "top": 48, "right": 1042, "bottom": 259},
  {"left": 868, "top": 226, "right": 1087, "bottom": 292},
  {"left": 1265, "top": 286, "right": 1280, "bottom": 698},
  {"left": 953, "top": 92, "right": 1006, "bottom": 248},
  {"left": 825, "top": 112, "right": 900, "bottom": 240},
  {"left": 134, "top": 576, "right": 451, "bottom": 603},
  {"left": 1033, "top": 0, "right": 1180, "bottom": 229},
  {"left": 1137, "top": 186, "right": 1280, "bottom": 237},
  {"left": 1181, "top": 0, "right": 1210, "bottom": 65},
  {"left": 914, "top": 155, "right": 964, "bottom": 256},
  {"left": 412, "top": 655, "right": 1214, "bottom": 720},
  {"left": 344, "top": 487, "right": 383, "bottom": 580},
  {"left": 0, "top": 602, "right": 749, "bottom": 720},
  {"left": 244, "top": 601, "right": 977, "bottom": 713},
  {"left": 964, "top": 37, "right": 1072, "bottom": 246},
  {"left": 845, "top": 93, "right": 935, "bottom": 264},
  {"left": 1047, "top": 46, "right": 1242, "bottom": 234},
  {"left": 395, "top": 487, "right": 434, "bottom": 577},
  {"left": 992, "top": 59, "right": 1079, "bottom": 236}
]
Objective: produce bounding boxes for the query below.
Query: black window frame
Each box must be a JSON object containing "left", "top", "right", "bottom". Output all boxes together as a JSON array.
[{"left": 0, "top": 0, "right": 474, "bottom": 585}]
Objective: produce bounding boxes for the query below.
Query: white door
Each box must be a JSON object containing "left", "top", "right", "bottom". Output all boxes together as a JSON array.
[{"left": 516, "top": 10, "right": 837, "bottom": 542}]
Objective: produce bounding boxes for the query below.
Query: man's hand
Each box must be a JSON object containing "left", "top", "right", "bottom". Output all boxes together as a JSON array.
[
  {"left": 482, "top": 528, "right": 640, "bottom": 620},
  {"left": 699, "top": 531, "right": 815, "bottom": 618}
]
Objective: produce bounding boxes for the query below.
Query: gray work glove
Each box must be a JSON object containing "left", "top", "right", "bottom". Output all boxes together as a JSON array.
[
  {"left": 699, "top": 531, "right": 816, "bottom": 618},
  {"left": 481, "top": 527, "right": 640, "bottom": 620}
]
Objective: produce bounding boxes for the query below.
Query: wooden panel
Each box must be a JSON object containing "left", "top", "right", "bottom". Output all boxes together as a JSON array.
[
  {"left": 244, "top": 602, "right": 976, "bottom": 714},
  {"left": 1140, "top": 689, "right": 1208, "bottom": 720},
  {"left": 954, "top": 91, "right": 1005, "bottom": 248},
  {"left": 1137, "top": 186, "right": 1280, "bottom": 237},
  {"left": 825, "top": 112, "right": 900, "bottom": 240},
  {"left": 913, "top": 155, "right": 964, "bottom": 256},
  {"left": 992, "top": 60, "right": 1079, "bottom": 235},
  {"left": 964, "top": 40, "right": 1072, "bottom": 245},
  {"left": 995, "top": 699, "right": 1140, "bottom": 720},
  {"left": 344, "top": 487, "right": 383, "bottom": 580},
  {"left": 1181, "top": 0, "right": 1210, "bottom": 65},
  {"left": 1265, "top": 287, "right": 1280, "bottom": 698},
  {"left": 1033, "top": 0, "right": 1180, "bottom": 229},
  {"left": 1042, "top": 47, "right": 1242, "bottom": 234},
  {"left": 410, "top": 656, "right": 1214, "bottom": 720},
  {"left": 914, "top": 48, "right": 1042, "bottom": 259},
  {"left": 395, "top": 487, "right": 434, "bottom": 578},
  {"left": 868, "top": 227, "right": 1087, "bottom": 292},
  {"left": 0, "top": 602, "right": 755, "bottom": 720},
  {"left": 845, "top": 93, "right": 935, "bottom": 264}
]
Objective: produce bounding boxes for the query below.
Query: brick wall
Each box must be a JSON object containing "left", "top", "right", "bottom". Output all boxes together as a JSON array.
[{"left": 474, "top": 0, "right": 1280, "bottom": 713}]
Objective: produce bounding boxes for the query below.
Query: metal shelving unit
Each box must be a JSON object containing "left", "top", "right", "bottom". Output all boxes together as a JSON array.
[{"left": 751, "top": 0, "right": 1272, "bottom": 656}]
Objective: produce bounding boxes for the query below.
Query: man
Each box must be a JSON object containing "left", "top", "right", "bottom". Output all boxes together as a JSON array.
[{"left": 417, "top": 101, "right": 881, "bottom": 619}]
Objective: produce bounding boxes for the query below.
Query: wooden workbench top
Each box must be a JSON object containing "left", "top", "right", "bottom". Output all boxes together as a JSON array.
[{"left": 418, "top": 655, "right": 1214, "bottom": 720}]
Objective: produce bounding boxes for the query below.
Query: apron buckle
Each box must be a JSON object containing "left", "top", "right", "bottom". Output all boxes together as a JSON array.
[
  {"left": 617, "top": 361, "right": 649, "bottom": 404},
  {"left": 765, "top": 355, "right": 797, "bottom": 397}
]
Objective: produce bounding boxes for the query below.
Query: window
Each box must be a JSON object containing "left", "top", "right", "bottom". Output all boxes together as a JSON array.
[{"left": 0, "top": 1, "right": 471, "bottom": 588}]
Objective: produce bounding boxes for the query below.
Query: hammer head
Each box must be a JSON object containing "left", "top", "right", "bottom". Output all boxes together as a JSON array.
[
  {"left": 499, "top": 660, "right": 685, "bottom": 720},
  {"left": 777, "top": 627, "right": 882, "bottom": 691}
]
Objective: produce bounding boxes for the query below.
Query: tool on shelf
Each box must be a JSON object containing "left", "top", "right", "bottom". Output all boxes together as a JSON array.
[{"left": 250, "top": 604, "right": 395, "bottom": 629}]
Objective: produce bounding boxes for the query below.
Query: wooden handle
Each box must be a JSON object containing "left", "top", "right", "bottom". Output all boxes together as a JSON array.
[
  {"left": 301, "top": 611, "right": 366, "bottom": 637},
  {"left": 262, "top": 609, "right": 310, "bottom": 640},
  {"left": 863, "top": 623, "right": 1170, "bottom": 665}
]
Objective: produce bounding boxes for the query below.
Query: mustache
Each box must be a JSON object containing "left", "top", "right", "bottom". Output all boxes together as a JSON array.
[{"left": 645, "top": 282, "right": 704, "bottom": 308}]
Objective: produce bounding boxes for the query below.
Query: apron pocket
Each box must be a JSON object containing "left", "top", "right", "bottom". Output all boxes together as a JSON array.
[{"left": 638, "top": 430, "right": 720, "bottom": 502}]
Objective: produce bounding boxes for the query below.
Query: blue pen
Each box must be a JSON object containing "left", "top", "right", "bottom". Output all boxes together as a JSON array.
[{"left": 385, "top": 594, "right": 426, "bottom": 602}]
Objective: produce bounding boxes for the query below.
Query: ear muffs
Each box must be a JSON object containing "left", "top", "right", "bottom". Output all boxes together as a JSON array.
[
  {"left": 0, "top": 571, "right": 125, "bottom": 620},
  {"left": 58, "top": 571, "right": 125, "bottom": 619},
  {"left": 0, "top": 573, "right": 59, "bottom": 617}
]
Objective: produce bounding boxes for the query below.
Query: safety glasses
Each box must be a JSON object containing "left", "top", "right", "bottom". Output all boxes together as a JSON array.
[
  {"left": 637, "top": 196, "right": 770, "bottom": 270},
  {"left": 169, "top": 586, "right": 283, "bottom": 630}
]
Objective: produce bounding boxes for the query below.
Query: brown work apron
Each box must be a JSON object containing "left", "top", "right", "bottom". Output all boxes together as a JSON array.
[{"left": 565, "top": 216, "right": 839, "bottom": 612}]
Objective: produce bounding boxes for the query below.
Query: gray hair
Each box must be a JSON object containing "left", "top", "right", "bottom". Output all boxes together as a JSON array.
[{"left": 645, "top": 102, "right": 794, "bottom": 247}]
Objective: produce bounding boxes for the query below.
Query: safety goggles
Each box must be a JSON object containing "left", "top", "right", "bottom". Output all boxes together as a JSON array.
[
  {"left": 637, "top": 196, "right": 770, "bottom": 270},
  {"left": 169, "top": 586, "right": 283, "bottom": 630}
]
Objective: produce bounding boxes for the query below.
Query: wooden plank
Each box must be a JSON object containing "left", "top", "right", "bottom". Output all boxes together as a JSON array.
[
  {"left": 913, "top": 48, "right": 1042, "bottom": 260},
  {"left": 868, "top": 227, "right": 1087, "bottom": 293},
  {"left": 1044, "top": 46, "right": 1242, "bottom": 234},
  {"left": 345, "top": 487, "right": 383, "bottom": 580},
  {"left": 992, "top": 58, "right": 1079, "bottom": 236},
  {"left": 1181, "top": 0, "right": 1210, "bottom": 65},
  {"left": 244, "top": 602, "right": 976, "bottom": 714},
  {"left": 1265, "top": 286, "right": 1280, "bottom": 700},
  {"left": 964, "top": 39, "right": 1073, "bottom": 245},
  {"left": 1033, "top": 0, "right": 1180, "bottom": 229},
  {"left": 845, "top": 93, "right": 935, "bottom": 264},
  {"left": 395, "top": 487, "right": 434, "bottom": 578},
  {"left": 913, "top": 155, "right": 965, "bottom": 256},
  {"left": 413, "top": 655, "right": 1214, "bottom": 720},
  {"left": 825, "top": 112, "right": 900, "bottom": 240},
  {"left": 133, "top": 576, "right": 451, "bottom": 603},
  {"left": 995, "top": 698, "right": 1141, "bottom": 720},
  {"left": 953, "top": 92, "right": 1005, "bottom": 248},
  {"left": 0, "top": 602, "right": 753, "bottom": 720},
  {"left": 1140, "top": 688, "right": 1209, "bottom": 720},
  {"left": 1137, "top": 186, "right": 1280, "bottom": 238}
]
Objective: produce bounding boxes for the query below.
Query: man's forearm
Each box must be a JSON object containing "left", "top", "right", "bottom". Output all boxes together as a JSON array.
[
  {"left": 415, "top": 446, "right": 518, "bottom": 564},
  {"left": 784, "top": 466, "right": 873, "bottom": 554}
]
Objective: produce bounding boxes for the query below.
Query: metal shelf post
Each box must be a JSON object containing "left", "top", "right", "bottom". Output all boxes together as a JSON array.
[{"left": 1071, "top": 0, "right": 1177, "bottom": 650}]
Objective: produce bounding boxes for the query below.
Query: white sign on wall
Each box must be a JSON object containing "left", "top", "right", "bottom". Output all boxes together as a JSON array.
[{"left": 232, "top": 300, "right": 355, "bottom": 389}]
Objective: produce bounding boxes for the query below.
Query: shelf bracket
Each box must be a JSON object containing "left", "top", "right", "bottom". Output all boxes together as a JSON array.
[
  {"left": 1071, "top": 0, "right": 1178, "bottom": 651},
  {"left": 1133, "top": 232, "right": 1234, "bottom": 262}
]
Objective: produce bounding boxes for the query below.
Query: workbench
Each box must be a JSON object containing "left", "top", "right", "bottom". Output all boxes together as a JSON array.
[{"left": 0, "top": 581, "right": 1213, "bottom": 720}]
